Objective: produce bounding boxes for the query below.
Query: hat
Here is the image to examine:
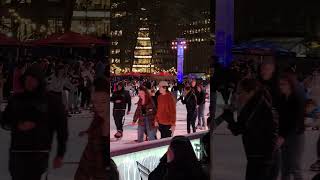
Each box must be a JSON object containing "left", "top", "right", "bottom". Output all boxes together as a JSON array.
[{"left": 159, "top": 81, "right": 169, "bottom": 87}]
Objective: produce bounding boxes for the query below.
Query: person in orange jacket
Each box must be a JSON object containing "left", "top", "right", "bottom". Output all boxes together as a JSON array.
[{"left": 155, "top": 81, "right": 176, "bottom": 138}]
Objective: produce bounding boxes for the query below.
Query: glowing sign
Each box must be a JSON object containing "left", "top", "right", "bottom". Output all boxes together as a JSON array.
[{"left": 176, "top": 38, "right": 185, "bottom": 83}]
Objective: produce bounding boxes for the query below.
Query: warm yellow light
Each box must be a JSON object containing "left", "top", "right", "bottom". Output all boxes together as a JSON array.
[
  {"left": 137, "top": 37, "right": 150, "bottom": 40},
  {"left": 135, "top": 47, "right": 152, "bottom": 49}
]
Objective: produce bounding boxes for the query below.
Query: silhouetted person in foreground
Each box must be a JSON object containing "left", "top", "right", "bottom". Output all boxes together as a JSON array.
[
  {"left": 1, "top": 66, "right": 68, "bottom": 180},
  {"left": 149, "top": 136, "right": 208, "bottom": 180}
]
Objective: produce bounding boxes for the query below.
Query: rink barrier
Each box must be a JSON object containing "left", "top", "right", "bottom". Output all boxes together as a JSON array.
[{"left": 110, "top": 130, "right": 208, "bottom": 157}]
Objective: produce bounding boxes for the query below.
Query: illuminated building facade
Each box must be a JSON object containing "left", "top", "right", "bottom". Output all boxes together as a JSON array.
[
  {"left": 110, "top": 0, "right": 138, "bottom": 73},
  {"left": 0, "top": 0, "right": 68, "bottom": 40},
  {"left": 178, "top": 10, "right": 213, "bottom": 74},
  {"left": 0, "top": 0, "right": 110, "bottom": 40},
  {"left": 71, "top": 0, "right": 110, "bottom": 36}
]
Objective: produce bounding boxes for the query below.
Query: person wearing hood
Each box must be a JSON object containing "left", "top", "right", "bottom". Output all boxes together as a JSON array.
[
  {"left": 149, "top": 136, "right": 207, "bottom": 180},
  {"left": 221, "top": 78, "right": 279, "bottom": 180},
  {"left": 110, "top": 81, "right": 131, "bottom": 139},
  {"left": 0, "top": 65, "right": 69, "bottom": 180}
]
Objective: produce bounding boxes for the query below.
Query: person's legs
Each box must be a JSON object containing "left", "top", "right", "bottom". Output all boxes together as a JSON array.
[
  {"left": 145, "top": 117, "right": 155, "bottom": 141},
  {"left": 291, "top": 134, "right": 305, "bottom": 180},
  {"left": 311, "top": 133, "right": 320, "bottom": 170},
  {"left": 159, "top": 124, "right": 172, "bottom": 138},
  {"left": 80, "top": 89, "right": 85, "bottom": 108},
  {"left": 191, "top": 111, "right": 197, "bottom": 133},
  {"left": 163, "top": 124, "right": 172, "bottom": 138},
  {"left": 10, "top": 152, "right": 48, "bottom": 180},
  {"left": 246, "top": 158, "right": 273, "bottom": 180},
  {"left": 221, "top": 88, "right": 230, "bottom": 105},
  {"left": 158, "top": 124, "right": 165, "bottom": 139},
  {"left": 165, "top": 125, "right": 172, "bottom": 137},
  {"left": 317, "top": 133, "right": 320, "bottom": 160},
  {"left": 137, "top": 125, "right": 145, "bottom": 143},
  {"left": 197, "top": 106, "right": 201, "bottom": 127},
  {"left": 281, "top": 137, "right": 293, "bottom": 180},
  {"left": 269, "top": 149, "right": 281, "bottom": 180},
  {"left": 86, "top": 89, "right": 92, "bottom": 108},
  {"left": 246, "top": 159, "right": 258, "bottom": 180},
  {"left": 209, "top": 91, "right": 217, "bottom": 118},
  {"left": 187, "top": 112, "right": 191, "bottom": 134},
  {"left": 75, "top": 144, "right": 107, "bottom": 180},
  {"left": 113, "top": 110, "right": 125, "bottom": 132},
  {"left": 199, "top": 104, "right": 206, "bottom": 127}
]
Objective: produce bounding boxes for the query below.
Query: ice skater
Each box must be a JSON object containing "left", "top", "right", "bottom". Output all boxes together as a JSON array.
[{"left": 110, "top": 81, "right": 131, "bottom": 139}]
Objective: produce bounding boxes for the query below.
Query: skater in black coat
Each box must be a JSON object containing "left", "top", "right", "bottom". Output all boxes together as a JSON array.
[
  {"left": 181, "top": 86, "right": 197, "bottom": 133},
  {"left": 110, "top": 81, "right": 131, "bottom": 138}
]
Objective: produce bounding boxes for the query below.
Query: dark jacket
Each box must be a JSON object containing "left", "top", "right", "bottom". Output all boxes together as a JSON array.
[
  {"left": 278, "top": 92, "right": 305, "bottom": 138},
  {"left": 224, "top": 90, "right": 278, "bottom": 160},
  {"left": 211, "top": 62, "right": 225, "bottom": 92},
  {"left": 1, "top": 92, "right": 68, "bottom": 157},
  {"left": 259, "top": 78, "right": 281, "bottom": 109},
  {"left": 196, "top": 90, "right": 206, "bottom": 105},
  {"left": 182, "top": 91, "right": 197, "bottom": 113},
  {"left": 149, "top": 154, "right": 208, "bottom": 180},
  {"left": 110, "top": 89, "right": 131, "bottom": 111}
]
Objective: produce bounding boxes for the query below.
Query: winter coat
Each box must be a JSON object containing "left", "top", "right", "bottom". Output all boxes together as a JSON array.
[
  {"left": 182, "top": 91, "right": 197, "bottom": 114},
  {"left": 1, "top": 92, "right": 68, "bottom": 157},
  {"left": 110, "top": 89, "right": 131, "bottom": 111},
  {"left": 278, "top": 92, "right": 305, "bottom": 138},
  {"left": 155, "top": 93, "right": 176, "bottom": 126},
  {"left": 196, "top": 90, "right": 206, "bottom": 105},
  {"left": 225, "top": 90, "right": 278, "bottom": 160},
  {"left": 133, "top": 99, "right": 156, "bottom": 128}
]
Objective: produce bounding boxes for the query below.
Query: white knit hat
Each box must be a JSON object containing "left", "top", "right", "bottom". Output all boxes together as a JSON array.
[{"left": 159, "top": 81, "right": 169, "bottom": 87}]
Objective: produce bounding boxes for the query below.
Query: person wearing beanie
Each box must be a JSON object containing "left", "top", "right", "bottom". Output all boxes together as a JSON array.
[
  {"left": 110, "top": 81, "right": 131, "bottom": 139},
  {"left": 155, "top": 81, "right": 176, "bottom": 138},
  {"left": 0, "top": 66, "right": 68, "bottom": 180}
]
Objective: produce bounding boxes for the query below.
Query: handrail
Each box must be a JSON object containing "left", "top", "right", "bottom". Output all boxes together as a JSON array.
[{"left": 111, "top": 131, "right": 208, "bottom": 157}]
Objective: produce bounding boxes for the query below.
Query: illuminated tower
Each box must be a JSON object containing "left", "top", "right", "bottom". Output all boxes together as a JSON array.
[
  {"left": 172, "top": 38, "right": 187, "bottom": 83},
  {"left": 133, "top": 9, "right": 153, "bottom": 73}
]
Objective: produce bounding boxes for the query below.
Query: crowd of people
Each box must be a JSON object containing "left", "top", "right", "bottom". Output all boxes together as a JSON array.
[
  {"left": 213, "top": 58, "right": 320, "bottom": 180},
  {"left": 0, "top": 56, "right": 108, "bottom": 180},
  {"left": 110, "top": 75, "right": 209, "bottom": 141},
  {"left": 109, "top": 57, "right": 320, "bottom": 180}
]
